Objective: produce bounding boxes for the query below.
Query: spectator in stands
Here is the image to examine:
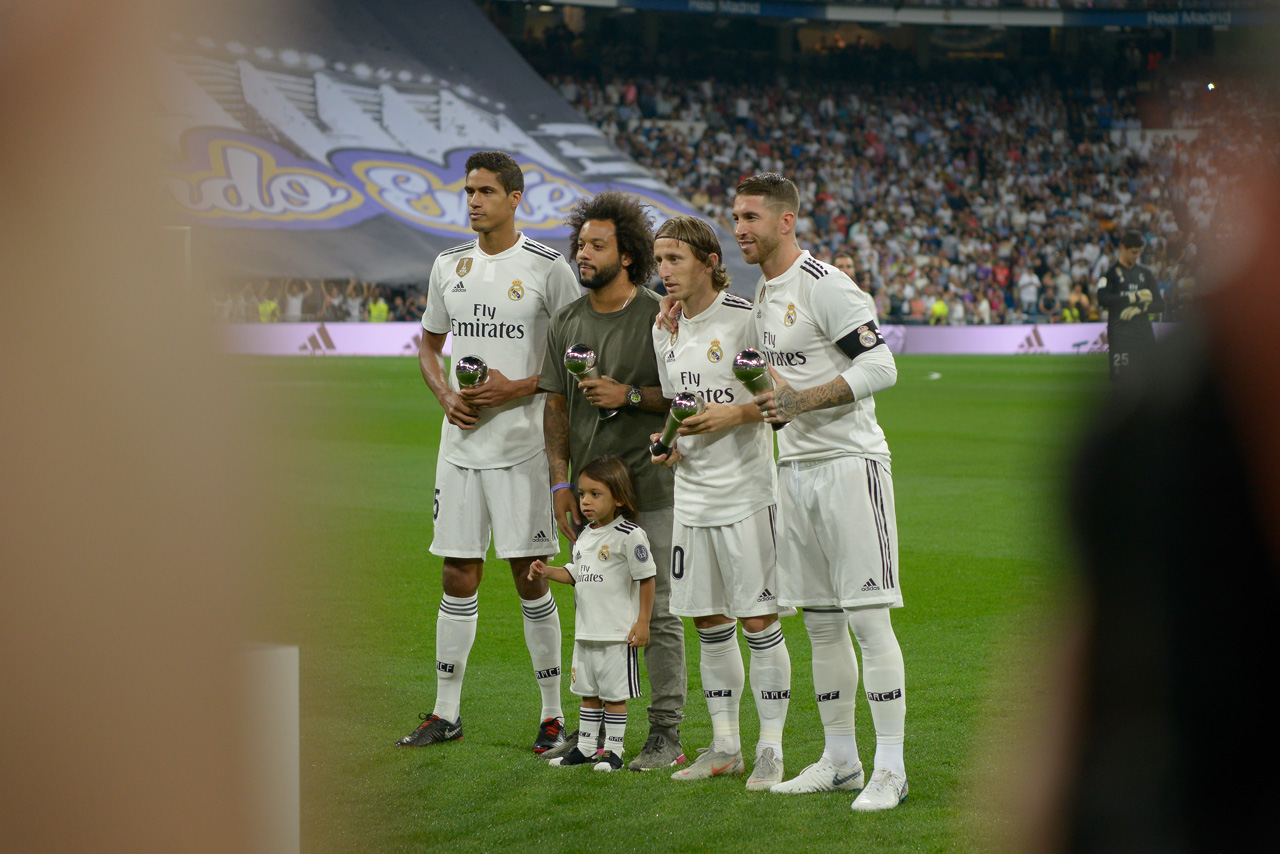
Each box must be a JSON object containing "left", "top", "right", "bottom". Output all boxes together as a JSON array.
[
  {"left": 257, "top": 280, "right": 280, "bottom": 324},
  {"left": 1039, "top": 282, "right": 1062, "bottom": 323},
  {"left": 391, "top": 294, "right": 409, "bottom": 322},
  {"left": 366, "top": 286, "right": 390, "bottom": 323},
  {"left": 281, "top": 279, "right": 313, "bottom": 323},
  {"left": 343, "top": 279, "right": 367, "bottom": 322},
  {"left": 322, "top": 282, "right": 345, "bottom": 322}
]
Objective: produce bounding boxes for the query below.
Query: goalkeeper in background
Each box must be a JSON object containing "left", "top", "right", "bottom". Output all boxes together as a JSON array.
[{"left": 1097, "top": 230, "right": 1164, "bottom": 382}]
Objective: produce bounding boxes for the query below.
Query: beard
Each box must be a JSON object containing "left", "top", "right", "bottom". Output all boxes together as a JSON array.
[{"left": 579, "top": 258, "right": 623, "bottom": 290}]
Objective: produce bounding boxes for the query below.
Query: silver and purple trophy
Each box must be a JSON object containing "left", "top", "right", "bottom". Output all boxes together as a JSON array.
[
  {"left": 734, "top": 348, "right": 784, "bottom": 430},
  {"left": 454, "top": 354, "right": 488, "bottom": 388},
  {"left": 650, "top": 392, "right": 705, "bottom": 457},
  {"left": 565, "top": 343, "right": 618, "bottom": 420}
]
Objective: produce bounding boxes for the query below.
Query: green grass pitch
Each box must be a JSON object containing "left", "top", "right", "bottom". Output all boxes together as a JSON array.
[{"left": 246, "top": 353, "right": 1106, "bottom": 853}]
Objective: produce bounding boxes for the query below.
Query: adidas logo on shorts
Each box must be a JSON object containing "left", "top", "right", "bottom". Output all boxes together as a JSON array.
[
  {"left": 756, "top": 588, "right": 776, "bottom": 603},
  {"left": 861, "top": 578, "right": 880, "bottom": 592},
  {"left": 532, "top": 530, "right": 551, "bottom": 545},
  {"left": 451, "top": 281, "right": 466, "bottom": 292}
]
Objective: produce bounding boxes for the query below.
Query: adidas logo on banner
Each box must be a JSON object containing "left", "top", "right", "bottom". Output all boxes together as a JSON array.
[
  {"left": 532, "top": 530, "right": 552, "bottom": 545},
  {"left": 298, "top": 322, "right": 337, "bottom": 355},
  {"left": 756, "top": 588, "right": 775, "bottom": 602},
  {"left": 1017, "top": 326, "right": 1048, "bottom": 355},
  {"left": 451, "top": 281, "right": 467, "bottom": 292},
  {"left": 861, "top": 578, "right": 879, "bottom": 592},
  {"left": 403, "top": 333, "right": 422, "bottom": 352}
]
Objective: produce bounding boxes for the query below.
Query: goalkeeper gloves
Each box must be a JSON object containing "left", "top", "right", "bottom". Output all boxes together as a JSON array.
[
  {"left": 1119, "top": 306, "right": 1143, "bottom": 321},
  {"left": 1136, "top": 288, "right": 1153, "bottom": 307}
]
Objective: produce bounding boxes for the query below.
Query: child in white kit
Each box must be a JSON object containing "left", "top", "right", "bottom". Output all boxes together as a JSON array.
[{"left": 528, "top": 455, "right": 656, "bottom": 771}]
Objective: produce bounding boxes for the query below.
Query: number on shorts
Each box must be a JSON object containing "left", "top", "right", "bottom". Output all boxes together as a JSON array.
[
  {"left": 433, "top": 488, "right": 441, "bottom": 521},
  {"left": 671, "top": 545, "right": 685, "bottom": 580}
]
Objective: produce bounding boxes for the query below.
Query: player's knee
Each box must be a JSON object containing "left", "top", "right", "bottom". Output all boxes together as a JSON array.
[
  {"left": 846, "top": 606, "right": 898, "bottom": 652},
  {"left": 739, "top": 614, "right": 778, "bottom": 635},
  {"left": 441, "top": 560, "right": 482, "bottom": 597}
]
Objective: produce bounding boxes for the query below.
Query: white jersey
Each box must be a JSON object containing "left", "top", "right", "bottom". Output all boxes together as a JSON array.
[
  {"left": 566, "top": 516, "right": 657, "bottom": 642},
  {"left": 651, "top": 290, "right": 776, "bottom": 527},
  {"left": 749, "top": 250, "right": 892, "bottom": 465},
  {"left": 423, "top": 233, "right": 579, "bottom": 469}
]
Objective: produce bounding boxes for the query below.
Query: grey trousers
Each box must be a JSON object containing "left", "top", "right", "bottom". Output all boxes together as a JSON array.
[{"left": 634, "top": 505, "right": 686, "bottom": 729}]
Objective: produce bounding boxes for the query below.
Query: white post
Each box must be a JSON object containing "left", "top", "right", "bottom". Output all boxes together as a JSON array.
[{"left": 245, "top": 644, "right": 300, "bottom": 854}]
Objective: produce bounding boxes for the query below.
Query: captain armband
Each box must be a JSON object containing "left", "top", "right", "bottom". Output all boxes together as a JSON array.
[{"left": 835, "top": 320, "right": 886, "bottom": 360}]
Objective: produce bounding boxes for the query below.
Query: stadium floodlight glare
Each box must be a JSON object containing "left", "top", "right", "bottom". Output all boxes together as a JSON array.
[
  {"left": 197, "top": 36, "right": 216, "bottom": 49},
  {"left": 255, "top": 46, "right": 274, "bottom": 60},
  {"left": 650, "top": 392, "right": 704, "bottom": 458},
  {"left": 454, "top": 355, "right": 489, "bottom": 389},
  {"left": 280, "top": 49, "right": 302, "bottom": 67},
  {"left": 398, "top": 70, "right": 413, "bottom": 82},
  {"left": 226, "top": 41, "right": 247, "bottom": 54},
  {"left": 353, "top": 63, "right": 372, "bottom": 78},
  {"left": 1208, "top": 82, "right": 1216, "bottom": 91},
  {"left": 305, "top": 54, "right": 325, "bottom": 70}
]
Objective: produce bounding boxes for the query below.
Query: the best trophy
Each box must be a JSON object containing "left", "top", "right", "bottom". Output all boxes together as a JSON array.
[
  {"left": 649, "top": 392, "right": 705, "bottom": 458},
  {"left": 564, "top": 343, "right": 618, "bottom": 420}
]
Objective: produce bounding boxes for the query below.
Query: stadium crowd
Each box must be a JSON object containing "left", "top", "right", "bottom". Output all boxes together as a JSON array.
[{"left": 549, "top": 68, "right": 1248, "bottom": 326}]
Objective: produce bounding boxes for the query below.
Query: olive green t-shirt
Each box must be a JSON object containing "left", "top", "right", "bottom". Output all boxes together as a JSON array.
[{"left": 540, "top": 287, "right": 674, "bottom": 511}]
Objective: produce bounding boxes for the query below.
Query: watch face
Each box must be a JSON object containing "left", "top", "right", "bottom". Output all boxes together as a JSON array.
[{"left": 628, "top": 387, "right": 642, "bottom": 405}]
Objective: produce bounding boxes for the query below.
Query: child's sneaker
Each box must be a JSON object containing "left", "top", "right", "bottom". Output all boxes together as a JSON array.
[
  {"left": 593, "top": 750, "right": 624, "bottom": 772},
  {"left": 549, "top": 748, "right": 596, "bottom": 768}
]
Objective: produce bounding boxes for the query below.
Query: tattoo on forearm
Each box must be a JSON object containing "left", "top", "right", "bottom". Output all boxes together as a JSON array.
[
  {"left": 775, "top": 378, "right": 854, "bottom": 421},
  {"left": 544, "top": 398, "right": 571, "bottom": 481}
]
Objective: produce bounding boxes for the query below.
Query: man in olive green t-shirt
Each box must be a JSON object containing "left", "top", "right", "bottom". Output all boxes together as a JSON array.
[{"left": 539, "top": 191, "right": 686, "bottom": 772}]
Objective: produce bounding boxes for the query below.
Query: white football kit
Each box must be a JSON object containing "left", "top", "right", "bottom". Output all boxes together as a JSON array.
[
  {"left": 651, "top": 290, "right": 784, "bottom": 618},
  {"left": 749, "top": 251, "right": 902, "bottom": 609},
  {"left": 423, "top": 234, "right": 579, "bottom": 559},
  {"left": 565, "top": 516, "right": 657, "bottom": 701}
]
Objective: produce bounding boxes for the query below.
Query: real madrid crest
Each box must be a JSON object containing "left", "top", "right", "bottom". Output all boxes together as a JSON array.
[
  {"left": 784, "top": 303, "right": 797, "bottom": 327},
  {"left": 508, "top": 280, "right": 524, "bottom": 300},
  {"left": 857, "top": 324, "right": 877, "bottom": 348},
  {"left": 598, "top": 545, "right": 610, "bottom": 561},
  {"left": 758, "top": 284, "right": 766, "bottom": 303},
  {"left": 707, "top": 338, "right": 723, "bottom": 362},
  {"left": 456, "top": 257, "right": 473, "bottom": 277},
  {"left": 669, "top": 328, "right": 678, "bottom": 348}
]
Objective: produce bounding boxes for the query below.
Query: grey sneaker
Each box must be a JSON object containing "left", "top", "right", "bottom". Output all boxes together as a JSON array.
[
  {"left": 670, "top": 746, "right": 744, "bottom": 781},
  {"left": 746, "top": 747, "right": 783, "bottom": 791},
  {"left": 627, "top": 729, "right": 686, "bottom": 771},
  {"left": 541, "top": 729, "right": 606, "bottom": 761}
]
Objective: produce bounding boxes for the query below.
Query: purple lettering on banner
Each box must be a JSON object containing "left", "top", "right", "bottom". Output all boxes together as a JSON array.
[
  {"left": 169, "top": 133, "right": 702, "bottom": 238},
  {"left": 166, "top": 129, "right": 375, "bottom": 230}
]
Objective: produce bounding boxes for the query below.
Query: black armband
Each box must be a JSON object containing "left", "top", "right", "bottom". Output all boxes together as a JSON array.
[{"left": 836, "top": 320, "right": 886, "bottom": 360}]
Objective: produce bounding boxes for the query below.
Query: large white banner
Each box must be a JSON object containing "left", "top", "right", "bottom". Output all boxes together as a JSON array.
[{"left": 221, "top": 321, "right": 1174, "bottom": 357}]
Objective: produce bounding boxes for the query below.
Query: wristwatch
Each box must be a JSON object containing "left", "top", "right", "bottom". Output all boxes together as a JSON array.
[{"left": 626, "top": 386, "right": 643, "bottom": 409}]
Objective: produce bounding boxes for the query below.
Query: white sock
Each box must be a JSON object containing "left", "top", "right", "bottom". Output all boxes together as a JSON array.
[
  {"left": 803, "top": 608, "right": 860, "bottom": 769},
  {"left": 577, "top": 706, "right": 603, "bottom": 758},
  {"left": 521, "top": 591, "right": 563, "bottom": 721},
  {"left": 848, "top": 607, "right": 906, "bottom": 778},
  {"left": 432, "top": 593, "right": 478, "bottom": 723},
  {"left": 744, "top": 622, "right": 790, "bottom": 758},
  {"left": 603, "top": 710, "right": 627, "bottom": 757},
  {"left": 698, "top": 623, "right": 743, "bottom": 755}
]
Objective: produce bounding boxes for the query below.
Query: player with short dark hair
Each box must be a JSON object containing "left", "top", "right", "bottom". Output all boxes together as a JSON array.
[
  {"left": 735, "top": 172, "right": 910, "bottom": 811},
  {"left": 1097, "top": 229, "right": 1163, "bottom": 382},
  {"left": 540, "top": 191, "right": 688, "bottom": 772},
  {"left": 397, "top": 150, "right": 580, "bottom": 752}
]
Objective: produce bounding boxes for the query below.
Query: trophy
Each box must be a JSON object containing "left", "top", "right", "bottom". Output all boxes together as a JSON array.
[
  {"left": 564, "top": 343, "right": 618, "bottom": 420},
  {"left": 649, "top": 392, "right": 705, "bottom": 458},
  {"left": 733, "top": 348, "right": 784, "bottom": 430},
  {"left": 454, "top": 354, "right": 488, "bottom": 388}
]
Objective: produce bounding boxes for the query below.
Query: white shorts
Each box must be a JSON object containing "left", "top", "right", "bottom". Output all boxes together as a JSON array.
[
  {"left": 670, "top": 505, "right": 790, "bottom": 619},
  {"left": 570, "top": 639, "right": 641, "bottom": 702},
  {"left": 429, "top": 450, "right": 558, "bottom": 560},
  {"left": 776, "top": 456, "right": 903, "bottom": 610}
]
